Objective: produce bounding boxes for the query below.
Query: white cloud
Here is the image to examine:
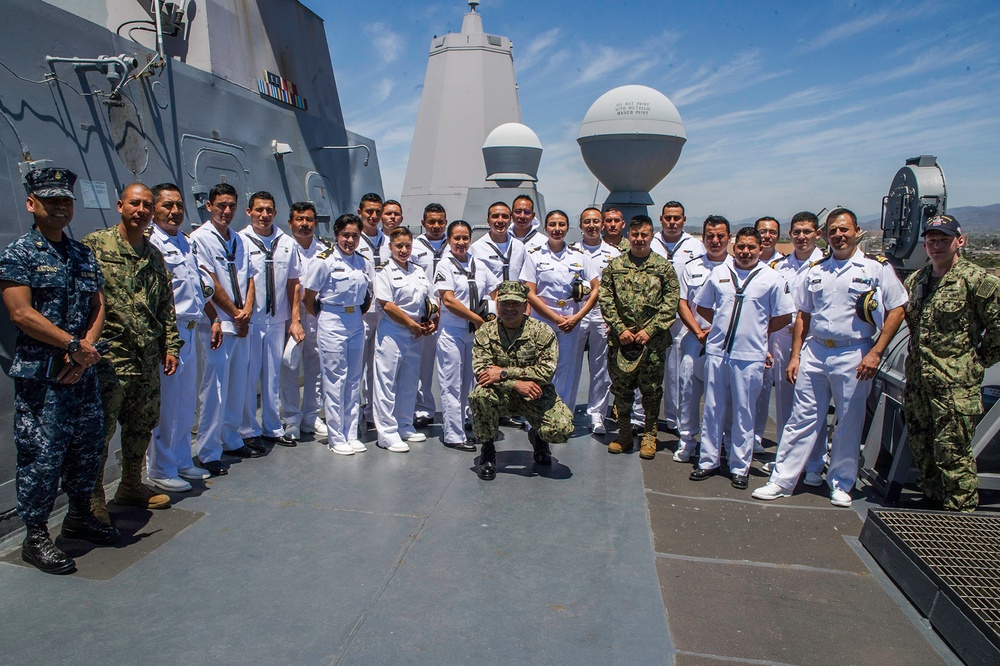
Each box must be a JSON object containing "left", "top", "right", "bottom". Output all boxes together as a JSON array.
[{"left": 363, "top": 22, "right": 405, "bottom": 64}]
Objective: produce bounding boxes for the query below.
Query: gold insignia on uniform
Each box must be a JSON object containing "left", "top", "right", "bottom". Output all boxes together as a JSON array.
[{"left": 54, "top": 171, "right": 62, "bottom": 180}]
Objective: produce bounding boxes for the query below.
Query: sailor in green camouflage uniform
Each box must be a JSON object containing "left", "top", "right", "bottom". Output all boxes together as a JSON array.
[
  {"left": 903, "top": 215, "right": 1000, "bottom": 512},
  {"left": 83, "top": 184, "right": 181, "bottom": 522},
  {"left": 470, "top": 281, "right": 574, "bottom": 480},
  {"left": 599, "top": 215, "right": 680, "bottom": 459}
]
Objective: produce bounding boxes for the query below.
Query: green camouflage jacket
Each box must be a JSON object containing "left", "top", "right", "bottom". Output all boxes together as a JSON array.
[
  {"left": 599, "top": 251, "right": 679, "bottom": 352},
  {"left": 83, "top": 227, "right": 180, "bottom": 375},
  {"left": 904, "top": 256, "right": 1000, "bottom": 388},
  {"left": 472, "top": 316, "right": 558, "bottom": 387}
]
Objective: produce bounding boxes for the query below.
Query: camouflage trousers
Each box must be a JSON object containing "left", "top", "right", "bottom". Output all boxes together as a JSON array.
[
  {"left": 608, "top": 345, "right": 666, "bottom": 434},
  {"left": 13, "top": 372, "right": 104, "bottom": 526},
  {"left": 95, "top": 361, "right": 161, "bottom": 481},
  {"left": 903, "top": 381, "right": 980, "bottom": 512},
  {"left": 470, "top": 382, "right": 574, "bottom": 444}
]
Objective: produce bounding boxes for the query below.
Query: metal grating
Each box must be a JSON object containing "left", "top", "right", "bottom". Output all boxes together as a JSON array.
[{"left": 875, "top": 511, "right": 1000, "bottom": 635}]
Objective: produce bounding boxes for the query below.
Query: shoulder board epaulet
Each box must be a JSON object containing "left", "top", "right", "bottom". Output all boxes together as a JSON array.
[
  {"left": 317, "top": 236, "right": 334, "bottom": 249},
  {"left": 569, "top": 242, "right": 581, "bottom": 252},
  {"left": 810, "top": 254, "right": 833, "bottom": 267},
  {"left": 375, "top": 263, "right": 386, "bottom": 271},
  {"left": 181, "top": 231, "right": 190, "bottom": 240},
  {"left": 870, "top": 253, "right": 890, "bottom": 264},
  {"left": 769, "top": 257, "right": 782, "bottom": 269},
  {"left": 317, "top": 246, "right": 335, "bottom": 260},
  {"left": 684, "top": 255, "right": 701, "bottom": 265},
  {"left": 528, "top": 246, "right": 541, "bottom": 253}
]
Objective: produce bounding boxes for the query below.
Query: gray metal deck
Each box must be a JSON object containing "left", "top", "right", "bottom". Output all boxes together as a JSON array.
[{"left": 0, "top": 397, "right": 971, "bottom": 665}]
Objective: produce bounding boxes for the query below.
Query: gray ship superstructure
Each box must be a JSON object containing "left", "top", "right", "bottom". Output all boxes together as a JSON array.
[{"left": 0, "top": 0, "right": 383, "bottom": 532}]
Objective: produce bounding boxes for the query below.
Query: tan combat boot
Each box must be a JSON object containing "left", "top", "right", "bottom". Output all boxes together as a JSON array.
[
  {"left": 91, "top": 466, "right": 111, "bottom": 526},
  {"left": 114, "top": 460, "right": 171, "bottom": 510},
  {"left": 639, "top": 433, "right": 657, "bottom": 460},
  {"left": 609, "top": 413, "right": 634, "bottom": 454}
]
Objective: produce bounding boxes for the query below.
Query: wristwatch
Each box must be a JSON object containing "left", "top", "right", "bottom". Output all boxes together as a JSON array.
[
  {"left": 66, "top": 336, "right": 81, "bottom": 355},
  {"left": 213, "top": 317, "right": 222, "bottom": 324},
  {"left": 500, "top": 369, "right": 508, "bottom": 380}
]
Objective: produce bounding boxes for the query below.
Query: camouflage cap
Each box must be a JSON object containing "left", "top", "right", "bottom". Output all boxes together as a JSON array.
[
  {"left": 497, "top": 280, "right": 528, "bottom": 303},
  {"left": 615, "top": 343, "right": 647, "bottom": 373},
  {"left": 922, "top": 214, "right": 961, "bottom": 237},
  {"left": 26, "top": 167, "right": 77, "bottom": 199}
]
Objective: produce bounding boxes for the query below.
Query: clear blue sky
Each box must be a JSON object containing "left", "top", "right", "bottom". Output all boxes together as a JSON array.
[{"left": 305, "top": 0, "right": 999, "bottom": 224}]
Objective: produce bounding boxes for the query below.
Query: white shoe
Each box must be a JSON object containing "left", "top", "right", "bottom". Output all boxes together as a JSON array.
[
  {"left": 178, "top": 466, "right": 210, "bottom": 480},
  {"left": 284, "top": 424, "right": 301, "bottom": 441},
  {"left": 803, "top": 471, "right": 824, "bottom": 487},
  {"left": 752, "top": 482, "right": 790, "bottom": 501},
  {"left": 673, "top": 445, "right": 693, "bottom": 463},
  {"left": 590, "top": 418, "right": 606, "bottom": 435},
  {"left": 830, "top": 489, "right": 853, "bottom": 507},
  {"left": 379, "top": 441, "right": 410, "bottom": 453},
  {"left": 302, "top": 420, "right": 328, "bottom": 436},
  {"left": 753, "top": 437, "right": 765, "bottom": 455},
  {"left": 348, "top": 439, "right": 367, "bottom": 453},
  {"left": 331, "top": 443, "right": 355, "bottom": 456},
  {"left": 401, "top": 432, "right": 426, "bottom": 443},
  {"left": 761, "top": 461, "right": 775, "bottom": 474},
  {"left": 148, "top": 476, "right": 192, "bottom": 492}
]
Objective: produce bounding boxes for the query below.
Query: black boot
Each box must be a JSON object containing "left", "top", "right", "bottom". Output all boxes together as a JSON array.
[
  {"left": 22, "top": 524, "right": 76, "bottom": 575},
  {"left": 528, "top": 428, "right": 552, "bottom": 466},
  {"left": 61, "top": 500, "right": 121, "bottom": 545},
  {"left": 478, "top": 440, "right": 497, "bottom": 481}
]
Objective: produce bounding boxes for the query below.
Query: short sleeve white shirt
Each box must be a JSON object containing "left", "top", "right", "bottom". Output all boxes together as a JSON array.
[
  {"left": 434, "top": 254, "right": 501, "bottom": 331},
  {"left": 190, "top": 223, "right": 256, "bottom": 334},
  {"left": 470, "top": 234, "right": 527, "bottom": 283},
  {"left": 519, "top": 244, "right": 599, "bottom": 305},
  {"left": 678, "top": 254, "right": 733, "bottom": 329},
  {"left": 302, "top": 247, "right": 370, "bottom": 309},
  {"left": 374, "top": 259, "right": 436, "bottom": 320},
  {"left": 239, "top": 226, "right": 302, "bottom": 323},
  {"left": 148, "top": 225, "right": 207, "bottom": 322},
  {"left": 651, "top": 231, "right": 706, "bottom": 271}
]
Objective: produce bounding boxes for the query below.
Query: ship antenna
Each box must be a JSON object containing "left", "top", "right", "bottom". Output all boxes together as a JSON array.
[{"left": 468, "top": 0, "right": 479, "bottom": 12}]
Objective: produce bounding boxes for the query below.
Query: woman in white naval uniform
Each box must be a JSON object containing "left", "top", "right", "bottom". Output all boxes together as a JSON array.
[
  {"left": 302, "top": 214, "right": 372, "bottom": 456},
  {"left": 373, "top": 228, "right": 438, "bottom": 452},
  {"left": 573, "top": 207, "right": 619, "bottom": 434},
  {"left": 435, "top": 220, "right": 500, "bottom": 451},
  {"left": 520, "top": 210, "right": 600, "bottom": 410}
]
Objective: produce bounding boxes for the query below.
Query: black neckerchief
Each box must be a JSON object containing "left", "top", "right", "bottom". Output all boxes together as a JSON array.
[
  {"left": 722, "top": 265, "right": 763, "bottom": 355},
  {"left": 485, "top": 237, "right": 513, "bottom": 280},
  {"left": 449, "top": 256, "right": 479, "bottom": 307},
  {"left": 211, "top": 229, "right": 244, "bottom": 310},
  {"left": 243, "top": 231, "right": 281, "bottom": 316}
]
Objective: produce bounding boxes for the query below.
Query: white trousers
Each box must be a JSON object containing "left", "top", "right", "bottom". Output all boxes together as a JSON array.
[
  {"left": 279, "top": 312, "right": 322, "bottom": 428},
  {"left": 148, "top": 322, "right": 198, "bottom": 478},
  {"left": 698, "top": 355, "right": 764, "bottom": 477},
  {"left": 532, "top": 305, "right": 585, "bottom": 410},
  {"left": 317, "top": 310, "right": 364, "bottom": 448},
  {"left": 241, "top": 319, "right": 286, "bottom": 438},
  {"left": 660, "top": 320, "right": 686, "bottom": 428},
  {"left": 754, "top": 359, "right": 773, "bottom": 442},
  {"left": 361, "top": 310, "right": 382, "bottom": 422},
  {"left": 373, "top": 320, "right": 422, "bottom": 447},
  {"left": 678, "top": 330, "right": 707, "bottom": 447},
  {"left": 579, "top": 315, "right": 612, "bottom": 423},
  {"left": 436, "top": 326, "right": 474, "bottom": 445},
  {"left": 414, "top": 332, "right": 438, "bottom": 420},
  {"left": 770, "top": 330, "right": 828, "bottom": 473},
  {"left": 770, "top": 339, "right": 872, "bottom": 492},
  {"left": 196, "top": 325, "right": 251, "bottom": 462}
]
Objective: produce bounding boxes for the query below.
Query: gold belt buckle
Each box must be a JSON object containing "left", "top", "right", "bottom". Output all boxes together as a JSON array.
[
  {"left": 344, "top": 306, "right": 355, "bottom": 313},
  {"left": 556, "top": 299, "right": 567, "bottom": 307},
  {"left": 824, "top": 339, "right": 836, "bottom": 348},
  {"left": 186, "top": 320, "right": 197, "bottom": 330}
]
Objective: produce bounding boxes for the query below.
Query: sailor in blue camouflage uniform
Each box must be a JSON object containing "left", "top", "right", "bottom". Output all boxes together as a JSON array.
[{"left": 0, "top": 168, "right": 120, "bottom": 575}]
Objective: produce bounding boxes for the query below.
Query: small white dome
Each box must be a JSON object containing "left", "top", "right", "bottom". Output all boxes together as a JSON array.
[
  {"left": 578, "top": 85, "right": 685, "bottom": 140},
  {"left": 483, "top": 123, "right": 543, "bottom": 150}
]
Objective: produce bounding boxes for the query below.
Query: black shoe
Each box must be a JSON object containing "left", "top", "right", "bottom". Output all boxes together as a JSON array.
[
  {"left": 263, "top": 435, "right": 296, "bottom": 448},
  {"left": 478, "top": 461, "right": 496, "bottom": 481},
  {"left": 243, "top": 437, "right": 266, "bottom": 454},
  {"left": 413, "top": 416, "right": 433, "bottom": 429},
  {"left": 22, "top": 526, "right": 75, "bottom": 575},
  {"left": 528, "top": 429, "right": 552, "bottom": 465},
  {"left": 203, "top": 460, "right": 228, "bottom": 476},
  {"left": 61, "top": 506, "right": 121, "bottom": 545},
  {"left": 226, "top": 445, "right": 261, "bottom": 459},
  {"left": 689, "top": 467, "right": 717, "bottom": 481},
  {"left": 444, "top": 441, "right": 477, "bottom": 452},
  {"left": 731, "top": 473, "right": 749, "bottom": 490}
]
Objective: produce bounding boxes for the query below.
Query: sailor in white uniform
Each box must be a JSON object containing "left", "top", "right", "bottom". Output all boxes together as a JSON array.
[
  {"left": 190, "top": 183, "right": 257, "bottom": 474},
  {"left": 764, "top": 212, "right": 827, "bottom": 480},
  {"left": 520, "top": 210, "right": 600, "bottom": 410},
  {"left": 435, "top": 220, "right": 501, "bottom": 450},
  {"left": 650, "top": 201, "right": 705, "bottom": 429},
  {"left": 239, "top": 192, "right": 301, "bottom": 447},
  {"left": 302, "top": 214, "right": 372, "bottom": 456},
  {"left": 146, "top": 183, "right": 213, "bottom": 489},
  {"left": 279, "top": 203, "right": 330, "bottom": 440},
  {"left": 572, "top": 207, "right": 620, "bottom": 434},
  {"left": 691, "top": 227, "right": 794, "bottom": 489},
  {"left": 373, "top": 227, "right": 438, "bottom": 452},
  {"left": 355, "top": 193, "right": 386, "bottom": 427},
  {"left": 753, "top": 208, "right": 907, "bottom": 507},
  {"left": 673, "top": 216, "right": 733, "bottom": 462},
  {"left": 410, "top": 203, "right": 449, "bottom": 428},
  {"left": 510, "top": 194, "right": 546, "bottom": 250},
  {"left": 470, "top": 201, "right": 527, "bottom": 285},
  {"left": 752, "top": 216, "right": 783, "bottom": 450}
]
